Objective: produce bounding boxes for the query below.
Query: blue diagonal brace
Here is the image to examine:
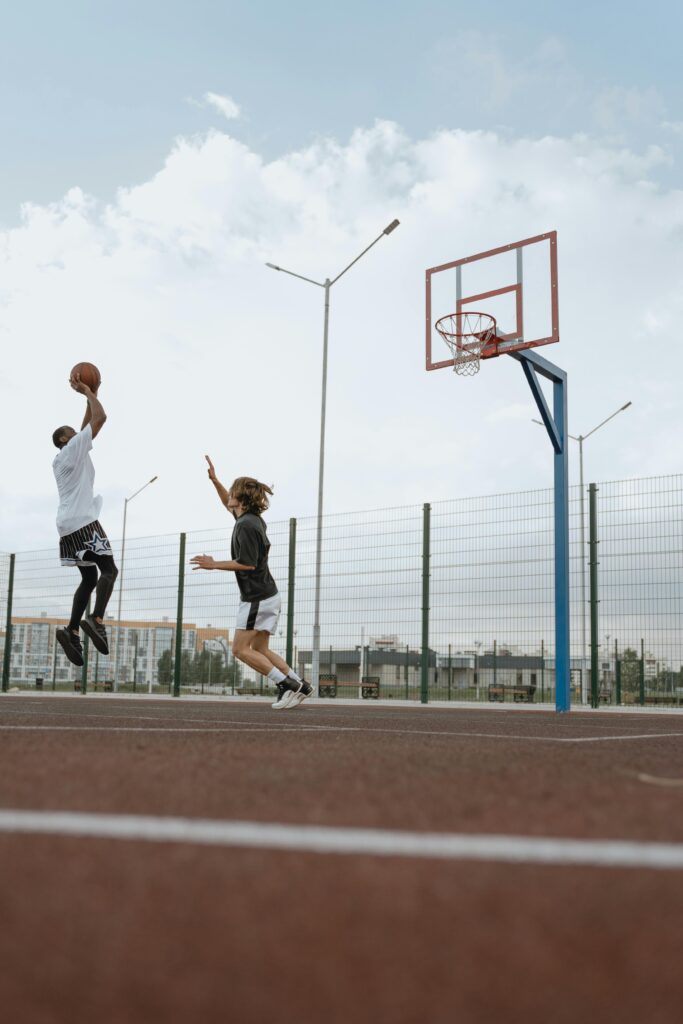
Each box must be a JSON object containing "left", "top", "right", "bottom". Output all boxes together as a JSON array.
[{"left": 517, "top": 357, "right": 561, "bottom": 453}]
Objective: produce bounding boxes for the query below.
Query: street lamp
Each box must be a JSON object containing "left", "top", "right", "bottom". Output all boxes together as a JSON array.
[
  {"left": 266, "top": 219, "right": 400, "bottom": 694},
  {"left": 533, "top": 400, "right": 632, "bottom": 701},
  {"left": 113, "top": 475, "right": 158, "bottom": 691}
]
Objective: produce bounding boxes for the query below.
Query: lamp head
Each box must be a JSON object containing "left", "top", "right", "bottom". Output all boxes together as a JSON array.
[{"left": 383, "top": 219, "right": 400, "bottom": 235}]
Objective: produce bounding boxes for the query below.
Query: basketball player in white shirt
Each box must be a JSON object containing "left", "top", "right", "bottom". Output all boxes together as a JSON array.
[{"left": 52, "top": 375, "right": 118, "bottom": 667}]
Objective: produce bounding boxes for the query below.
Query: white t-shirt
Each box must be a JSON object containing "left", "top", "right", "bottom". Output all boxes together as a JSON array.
[{"left": 53, "top": 424, "right": 103, "bottom": 537}]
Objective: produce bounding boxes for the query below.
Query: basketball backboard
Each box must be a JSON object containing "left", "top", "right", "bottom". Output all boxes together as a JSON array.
[{"left": 425, "top": 230, "right": 558, "bottom": 371}]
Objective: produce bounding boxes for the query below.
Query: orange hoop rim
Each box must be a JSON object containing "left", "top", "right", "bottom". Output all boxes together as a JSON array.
[{"left": 434, "top": 311, "right": 497, "bottom": 343}]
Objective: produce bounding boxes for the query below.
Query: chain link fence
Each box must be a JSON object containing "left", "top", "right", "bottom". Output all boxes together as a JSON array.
[{"left": 1, "top": 474, "right": 682, "bottom": 706}]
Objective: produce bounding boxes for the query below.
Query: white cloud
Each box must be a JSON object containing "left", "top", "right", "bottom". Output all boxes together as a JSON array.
[
  {"left": 203, "top": 92, "right": 241, "bottom": 120},
  {"left": 1, "top": 120, "right": 682, "bottom": 553}
]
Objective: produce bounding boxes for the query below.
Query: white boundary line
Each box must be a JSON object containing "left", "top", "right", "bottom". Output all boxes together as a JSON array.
[
  {"left": 0, "top": 725, "right": 325, "bottom": 735},
  {"left": 3, "top": 691, "right": 683, "bottom": 716},
  {"left": 1, "top": 723, "right": 682, "bottom": 743},
  {"left": 0, "top": 809, "right": 682, "bottom": 870}
]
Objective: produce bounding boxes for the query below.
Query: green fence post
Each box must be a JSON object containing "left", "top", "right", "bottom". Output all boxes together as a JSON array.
[
  {"left": 589, "top": 483, "right": 599, "bottom": 708},
  {"left": 615, "top": 639, "right": 621, "bottom": 704},
  {"left": 81, "top": 643, "right": 89, "bottom": 693},
  {"left": 473, "top": 646, "right": 478, "bottom": 699},
  {"left": 404, "top": 645, "right": 409, "bottom": 701},
  {"left": 447, "top": 643, "right": 452, "bottom": 702},
  {"left": 541, "top": 638, "right": 545, "bottom": 702},
  {"left": 493, "top": 639, "right": 497, "bottom": 696},
  {"left": 81, "top": 598, "right": 91, "bottom": 695},
  {"left": 173, "top": 533, "right": 186, "bottom": 699},
  {"left": 639, "top": 638, "right": 645, "bottom": 706},
  {"left": 420, "top": 503, "right": 431, "bottom": 705},
  {"left": 2, "top": 554, "right": 15, "bottom": 692},
  {"left": 286, "top": 517, "right": 296, "bottom": 667},
  {"left": 133, "top": 632, "right": 138, "bottom": 693},
  {"left": 51, "top": 626, "right": 58, "bottom": 690}
]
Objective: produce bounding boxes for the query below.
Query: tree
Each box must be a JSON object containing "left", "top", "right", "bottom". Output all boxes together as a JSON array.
[
  {"left": 157, "top": 648, "right": 194, "bottom": 688},
  {"left": 157, "top": 649, "right": 172, "bottom": 686},
  {"left": 620, "top": 647, "right": 641, "bottom": 699}
]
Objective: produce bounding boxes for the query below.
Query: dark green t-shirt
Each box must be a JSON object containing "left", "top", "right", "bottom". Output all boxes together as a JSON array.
[{"left": 230, "top": 512, "right": 278, "bottom": 602}]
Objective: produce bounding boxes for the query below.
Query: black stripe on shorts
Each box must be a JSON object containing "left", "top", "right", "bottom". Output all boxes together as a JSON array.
[{"left": 246, "top": 601, "right": 259, "bottom": 631}]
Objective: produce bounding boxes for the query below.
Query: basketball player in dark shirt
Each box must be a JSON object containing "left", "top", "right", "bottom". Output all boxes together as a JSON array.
[{"left": 191, "top": 457, "right": 311, "bottom": 710}]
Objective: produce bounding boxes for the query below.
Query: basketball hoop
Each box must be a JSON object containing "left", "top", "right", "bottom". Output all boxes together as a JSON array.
[{"left": 434, "top": 311, "right": 498, "bottom": 376}]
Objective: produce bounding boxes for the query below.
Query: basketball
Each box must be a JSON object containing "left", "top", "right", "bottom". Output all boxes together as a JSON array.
[{"left": 70, "top": 362, "right": 101, "bottom": 392}]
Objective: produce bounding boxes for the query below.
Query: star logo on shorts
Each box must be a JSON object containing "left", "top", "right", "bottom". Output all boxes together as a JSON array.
[{"left": 85, "top": 530, "right": 111, "bottom": 556}]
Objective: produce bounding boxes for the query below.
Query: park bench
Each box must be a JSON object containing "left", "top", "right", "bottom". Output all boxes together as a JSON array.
[
  {"left": 488, "top": 683, "right": 536, "bottom": 704},
  {"left": 318, "top": 674, "right": 380, "bottom": 699}
]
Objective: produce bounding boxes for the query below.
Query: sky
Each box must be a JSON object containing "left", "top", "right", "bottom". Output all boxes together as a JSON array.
[{"left": 1, "top": 0, "right": 682, "bottom": 553}]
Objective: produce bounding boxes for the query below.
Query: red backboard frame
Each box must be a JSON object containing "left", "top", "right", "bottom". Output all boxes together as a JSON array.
[{"left": 425, "top": 230, "right": 558, "bottom": 371}]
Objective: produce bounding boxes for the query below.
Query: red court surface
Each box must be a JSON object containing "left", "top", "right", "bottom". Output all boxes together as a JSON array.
[{"left": 1, "top": 694, "right": 683, "bottom": 1023}]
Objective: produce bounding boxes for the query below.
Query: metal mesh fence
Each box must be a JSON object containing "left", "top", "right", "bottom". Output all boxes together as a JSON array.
[
  {"left": 294, "top": 505, "right": 424, "bottom": 699},
  {"left": 1, "top": 474, "right": 682, "bottom": 706},
  {"left": 595, "top": 476, "right": 683, "bottom": 705},
  {"left": 430, "top": 489, "right": 557, "bottom": 702}
]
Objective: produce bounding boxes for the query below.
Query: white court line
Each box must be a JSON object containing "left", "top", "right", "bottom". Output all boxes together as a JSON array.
[
  {"left": 1, "top": 723, "right": 682, "bottom": 743},
  {"left": 0, "top": 725, "right": 329, "bottom": 735},
  {"left": 4, "top": 698, "right": 682, "bottom": 734},
  {"left": 0, "top": 808, "right": 682, "bottom": 870},
  {"left": 0, "top": 703, "right": 651, "bottom": 731}
]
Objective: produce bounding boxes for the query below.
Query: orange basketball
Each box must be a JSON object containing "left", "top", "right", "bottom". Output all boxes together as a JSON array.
[{"left": 70, "top": 362, "right": 101, "bottom": 392}]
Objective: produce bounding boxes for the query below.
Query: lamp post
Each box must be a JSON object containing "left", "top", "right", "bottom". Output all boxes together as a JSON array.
[
  {"left": 113, "top": 475, "right": 158, "bottom": 691},
  {"left": 533, "top": 400, "right": 631, "bottom": 702},
  {"left": 266, "top": 219, "right": 400, "bottom": 694}
]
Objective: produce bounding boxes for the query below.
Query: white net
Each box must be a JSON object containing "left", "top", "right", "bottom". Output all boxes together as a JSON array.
[{"left": 435, "top": 312, "right": 497, "bottom": 377}]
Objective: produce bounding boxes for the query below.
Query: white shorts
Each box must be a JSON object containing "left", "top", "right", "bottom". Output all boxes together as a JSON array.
[{"left": 235, "top": 592, "right": 281, "bottom": 634}]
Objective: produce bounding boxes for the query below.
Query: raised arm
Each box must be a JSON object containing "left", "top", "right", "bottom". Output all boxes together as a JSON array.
[
  {"left": 205, "top": 455, "right": 231, "bottom": 509},
  {"left": 70, "top": 374, "right": 107, "bottom": 438},
  {"left": 81, "top": 401, "right": 92, "bottom": 431}
]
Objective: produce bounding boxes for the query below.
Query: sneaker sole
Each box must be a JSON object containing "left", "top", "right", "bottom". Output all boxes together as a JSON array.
[
  {"left": 81, "top": 618, "right": 109, "bottom": 655},
  {"left": 56, "top": 630, "right": 84, "bottom": 668},
  {"left": 272, "top": 683, "right": 303, "bottom": 710},
  {"left": 284, "top": 689, "right": 312, "bottom": 709}
]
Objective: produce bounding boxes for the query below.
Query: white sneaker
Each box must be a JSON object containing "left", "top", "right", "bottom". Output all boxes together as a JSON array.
[
  {"left": 271, "top": 682, "right": 297, "bottom": 710},
  {"left": 284, "top": 679, "right": 313, "bottom": 709}
]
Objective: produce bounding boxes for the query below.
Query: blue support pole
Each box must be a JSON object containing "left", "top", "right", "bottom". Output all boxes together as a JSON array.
[
  {"left": 553, "top": 372, "right": 570, "bottom": 713},
  {"left": 511, "top": 349, "right": 570, "bottom": 713}
]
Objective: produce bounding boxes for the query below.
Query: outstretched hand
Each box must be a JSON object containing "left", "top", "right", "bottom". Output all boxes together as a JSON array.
[
  {"left": 69, "top": 373, "right": 95, "bottom": 398},
  {"left": 205, "top": 455, "right": 217, "bottom": 482},
  {"left": 190, "top": 554, "right": 216, "bottom": 571}
]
